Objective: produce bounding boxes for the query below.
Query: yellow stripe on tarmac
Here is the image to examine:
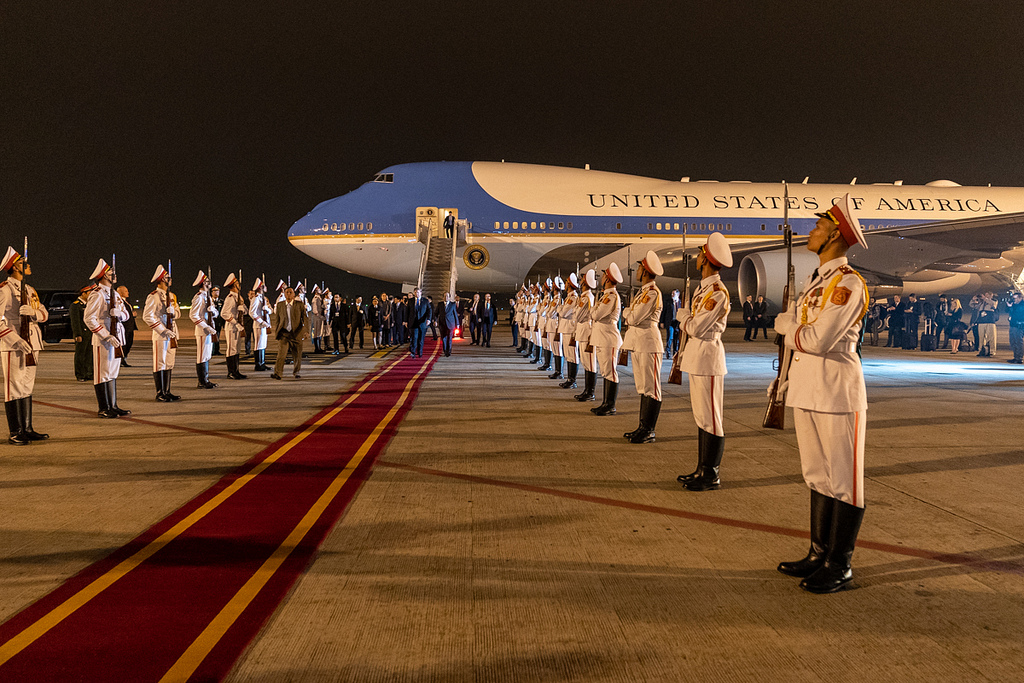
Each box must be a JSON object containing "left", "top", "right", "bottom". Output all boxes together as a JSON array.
[
  {"left": 159, "top": 345, "right": 439, "bottom": 683},
  {"left": 0, "top": 354, "right": 407, "bottom": 669}
]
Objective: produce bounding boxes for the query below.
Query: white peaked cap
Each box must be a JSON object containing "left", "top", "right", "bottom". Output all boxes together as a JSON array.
[
  {"left": 584, "top": 269, "right": 598, "bottom": 289},
  {"left": 277, "top": 279, "right": 286, "bottom": 291},
  {"left": 545, "top": 277, "right": 553, "bottom": 288},
  {"left": 223, "top": 272, "right": 238, "bottom": 287},
  {"left": 554, "top": 276, "right": 565, "bottom": 290},
  {"left": 1, "top": 247, "right": 21, "bottom": 272},
  {"left": 704, "top": 232, "right": 734, "bottom": 268},
  {"left": 192, "top": 270, "right": 207, "bottom": 287},
  {"left": 253, "top": 278, "right": 263, "bottom": 290},
  {"left": 639, "top": 250, "right": 664, "bottom": 277},
  {"left": 151, "top": 264, "right": 168, "bottom": 283},
  {"left": 312, "top": 285, "right": 321, "bottom": 294},
  {"left": 606, "top": 262, "right": 623, "bottom": 284},
  {"left": 817, "top": 193, "right": 868, "bottom": 250},
  {"left": 568, "top": 272, "right": 579, "bottom": 289},
  {"left": 90, "top": 258, "right": 112, "bottom": 281}
]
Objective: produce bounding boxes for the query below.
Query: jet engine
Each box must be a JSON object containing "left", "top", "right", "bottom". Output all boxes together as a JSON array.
[{"left": 737, "top": 250, "right": 821, "bottom": 314}]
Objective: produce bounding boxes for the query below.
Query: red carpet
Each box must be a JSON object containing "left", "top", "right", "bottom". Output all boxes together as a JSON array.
[{"left": 0, "top": 343, "right": 438, "bottom": 682}]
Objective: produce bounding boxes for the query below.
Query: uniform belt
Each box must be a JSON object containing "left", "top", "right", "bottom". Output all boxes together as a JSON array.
[{"left": 823, "top": 342, "right": 859, "bottom": 355}]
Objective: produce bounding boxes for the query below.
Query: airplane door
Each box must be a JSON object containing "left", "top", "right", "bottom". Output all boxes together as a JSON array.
[
  {"left": 440, "top": 208, "right": 458, "bottom": 239},
  {"left": 416, "top": 207, "right": 440, "bottom": 243}
]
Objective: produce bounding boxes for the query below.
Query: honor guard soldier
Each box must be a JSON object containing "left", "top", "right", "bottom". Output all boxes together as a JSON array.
[
  {"left": 676, "top": 232, "right": 732, "bottom": 490},
  {"left": 190, "top": 271, "right": 219, "bottom": 389},
  {"left": 574, "top": 269, "right": 599, "bottom": 401},
  {"left": 275, "top": 280, "right": 286, "bottom": 304},
  {"left": 547, "top": 277, "right": 565, "bottom": 379},
  {"left": 772, "top": 194, "right": 870, "bottom": 593},
  {"left": 142, "top": 264, "right": 181, "bottom": 402},
  {"left": 558, "top": 273, "right": 581, "bottom": 389},
  {"left": 622, "top": 251, "right": 665, "bottom": 444},
  {"left": 590, "top": 263, "right": 624, "bottom": 415},
  {"left": 537, "top": 279, "right": 553, "bottom": 370},
  {"left": 310, "top": 285, "right": 325, "bottom": 353},
  {"left": 221, "top": 272, "right": 248, "bottom": 380},
  {"left": 85, "top": 258, "right": 132, "bottom": 418},
  {"left": 515, "top": 286, "right": 529, "bottom": 354},
  {"left": 249, "top": 278, "right": 272, "bottom": 371},
  {"left": 0, "top": 246, "right": 49, "bottom": 443},
  {"left": 527, "top": 284, "right": 541, "bottom": 362}
]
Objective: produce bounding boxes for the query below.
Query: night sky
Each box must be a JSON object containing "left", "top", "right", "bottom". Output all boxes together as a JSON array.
[{"left": 5, "top": 2, "right": 1024, "bottom": 298}]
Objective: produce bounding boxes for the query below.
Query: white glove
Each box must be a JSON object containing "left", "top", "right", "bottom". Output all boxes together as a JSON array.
[
  {"left": 774, "top": 310, "right": 797, "bottom": 336},
  {"left": 13, "top": 338, "right": 32, "bottom": 354},
  {"left": 767, "top": 377, "right": 789, "bottom": 398},
  {"left": 201, "top": 324, "right": 217, "bottom": 335},
  {"left": 162, "top": 328, "right": 176, "bottom": 340},
  {"left": 19, "top": 305, "right": 34, "bottom": 317},
  {"left": 106, "top": 336, "right": 122, "bottom": 349}
]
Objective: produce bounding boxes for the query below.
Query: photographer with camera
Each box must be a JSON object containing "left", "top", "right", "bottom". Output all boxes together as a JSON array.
[
  {"left": 972, "top": 291, "right": 999, "bottom": 357},
  {"left": 1006, "top": 291, "right": 1024, "bottom": 364}
]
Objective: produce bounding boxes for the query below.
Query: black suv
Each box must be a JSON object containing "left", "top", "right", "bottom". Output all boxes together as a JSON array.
[{"left": 36, "top": 290, "right": 78, "bottom": 343}]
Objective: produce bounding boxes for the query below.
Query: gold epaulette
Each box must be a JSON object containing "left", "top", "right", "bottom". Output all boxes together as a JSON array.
[{"left": 839, "top": 265, "right": 858, "bottom": 275}]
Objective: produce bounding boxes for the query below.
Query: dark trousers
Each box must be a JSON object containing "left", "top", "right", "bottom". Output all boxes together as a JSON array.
[
  {"left": 744, "top": 321, "right": 753, "bottom": 340},
  {"left": 350, "top": 325, "right": 364, "bottom": 348},
  {"left": 410, "top": 324, "right": 427, "bottom": 357},
  {"left": 481, "top": 321, "right": 493, "bottom": 346},
  {"left": 382, "top": 322, "right": 392, "bottom": 344},
  {"left": 430, "top": 320, "right": 439, "bottom": 340},
  {"left": 74, "top": 337, "right": 93, "bottom": 380},
  {"left": 511, "top": 323, "right": 519, "bottom": 346},
  {"left": 274, "top": 335, "right": 303, "bottom": 376},
  {"left": 333, "top": 327, "right": 348, "bottom": 352},
  {"left": 1011, "top": 325, "right": 1024, "bottom": 360},
  {"left": 470, "top": 319, "right": 480, "bottom": 344},
  {"left": 665, "top": 325, "right": 679, "bottom": 354},
  {"left": 122, "top": 330, "right": 135, "bottom": 361},
  {"left": 442, "top": 331, "right": 454, "bottom": 356}
]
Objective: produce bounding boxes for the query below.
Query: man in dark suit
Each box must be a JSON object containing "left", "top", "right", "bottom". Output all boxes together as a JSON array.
[
  {"left": 270, "top": 286, "right": 307, "bottom": 379},
  {"left": 380, "top": 293, "right": 393, "bottom": 346},
  {"left": 468, "top": 293, "right": 482, "bottom": 345},
  {"left": 443, "top": 212, "right": 454, "bottom": 239},
  {"left": 349, "top": 296, "right": 366, "bottom": 349},
  {"left": 439, "top": 292, "right": 459, "bottom": 357},
  {"left": 393, "top": 294, "right": 406, "bottom": 344},
  {"left": 330, "top": 294, "right": 350, "bottom": 354},
  {"left": 480, "top": 293, "right": 498, "bottom": 347},
  {"left": 742, "top": 295, "right": 755, "bottom": 341},
  {"left": 752, "top": 295, "right": 769, "bottom": 340},
  {"left": 659, "top": 289, "right": 681, "bottom": 357},
  {"left": 427, "top": 296, "right": 439, "bottom": 340},
  {"left": 408, "top": 288, "right": 432, "bottom": 357}
]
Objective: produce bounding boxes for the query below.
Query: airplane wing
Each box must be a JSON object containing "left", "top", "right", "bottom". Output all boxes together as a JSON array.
[{"left": 863, "top": 210, "right": 1024, "bottom": 255}]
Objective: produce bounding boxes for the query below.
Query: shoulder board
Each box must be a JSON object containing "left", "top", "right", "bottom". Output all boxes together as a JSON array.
[
  {"left": 839, "top": 265, "right": 857, "bottom": 275},
  {"left": 0, "top": 281, "right": 7, "bottom": 288},
  {"left": 150, "top": 290, "right": 159, "bottom": 296},
  {"left": 711, "top": 283, "right": 721, "bottom": 292}
]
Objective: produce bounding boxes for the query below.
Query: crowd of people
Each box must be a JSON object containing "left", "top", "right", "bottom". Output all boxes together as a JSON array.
[{"left": 864, "top": 290, "right": 1024, "bottom": 362}]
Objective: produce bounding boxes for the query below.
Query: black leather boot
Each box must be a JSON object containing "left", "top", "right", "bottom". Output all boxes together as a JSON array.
[
  {"left": 779, "top": 490, "right": 834, "bottom": 578},
  {"left": 163, "top": 370, "right": 181, "bottom": 401},
  {"left": 559, "top": 362, "right": 578, "bottom": 389},
  {"left": 629, "top": 397, "right": 661, "bottom": 444},
  {"left": 96, "top": 382, "right": 118, "bottom": 419},
  {"left": 591, "top": 380, "right": 618, "bottom": 415},
  {"left": 678, "top": 429, "right": 707, "bottom": 484},
  {"left": 686, "top": 431, "right": 722, "bottom": 490},
  {"left": 548, "top": 355, "right": 563, "bottom": 379},
  {"left": 575, "top": 370, "right": 596, "bottom": 401},
  {"left": 800, "top": 499, "right": 865, "bottom": 593},
  {"left": 538, "top": 350, "right": 551, "bottom": 371},
  {"left": 107, "top": 380, "right": 131, "bottom": 416},
  {"left": 155, "top": 372, "right": 172, "bottom": 401},
  {"left": 20, "top": 397, "right": 47, "bottom": 441},
  {"left": 6, "top": 400, "right": 29, "bottom": 445},
  {"left": 228, "top": 355, "right": 248, "bottom": 379},
  {"left": 625, "top": 395, "right": 647, "bottom": 439}
]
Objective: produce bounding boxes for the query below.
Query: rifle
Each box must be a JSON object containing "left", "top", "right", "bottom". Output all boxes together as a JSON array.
[
  {"left": 763, "top": 182, "right": 795, "bottom": 429},
  {"left": 206, "top": 265, "right": 219, "bottom": 344},
  {"left": 20, "top": 237, "right": 37, "bottom": 368},
  {"left": 164, "top": 260, "right": 177, "bottom": 349},
  {"left": 109, "top": 253, "right": 124, "bottom": 360},
  {"left": 618, "top": 248, "right": 632, "bottom": 367}
]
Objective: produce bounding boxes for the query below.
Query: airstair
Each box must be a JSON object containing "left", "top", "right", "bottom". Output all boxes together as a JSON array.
[{"left": 418, "top": 232, "right": 457, "bottom": 303}]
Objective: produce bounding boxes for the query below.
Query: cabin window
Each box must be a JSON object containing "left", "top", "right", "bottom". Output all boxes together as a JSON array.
[
  {"left": 778, "top": 224, "right": 784, "bottom": 230},
  {"left": 540, "top": 222, "right": 546, "bottom": 229},
  {"left": 513, "top": 222, "right": 518, "bottom": 230},
  {"left": 761, "top": 224, "right": 766, "bottom": 231},
  {"left": 531, "top": 222, "right": 537, "bottom": 229},
  {"left": 674, "top": 223, "right": 680, "bottom": 231},
  {"left": 367, "top": 222, "right": 372, "bottom": 231},
  {"left": 494, "top": 221, "right": 500, "bottom": 230},
  {"left": 616, "top": 222, "right": 622, "bottom": 230},
  {"left": 726, "top": 224, "right": 731, "bottom": 231},
  {"left": 340, "top": 223, "right": 347, "bottom": 231},
  {"left": 656, "top": 223, "right": 662, "bottom": 230},
  {"left": 558, "top": 222, "right": 564, "bottom": 229},
  {"left": 503, "top": 222, "right": 510, "bottom": 230},
  {"left": 700, "top": 223, "right": 706, "bottom": 231},
  {"left": 647, "top": 223, "right": 653, "bottom": 230},
  {"left": 567, "top": 222, "right": 573, "bottom": 230},
  {"left": 358, "top": 223, "right": 364, "bottom": 231}
]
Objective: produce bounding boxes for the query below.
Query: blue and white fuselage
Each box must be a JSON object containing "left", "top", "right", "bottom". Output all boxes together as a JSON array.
[{"left": 288, "top": 161, "right": 1024, "bottom": 295}]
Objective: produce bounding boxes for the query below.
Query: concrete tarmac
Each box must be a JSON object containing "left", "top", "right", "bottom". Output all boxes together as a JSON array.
[{"left": 2, "top": 327, "right": 1023, "bottom": 681}]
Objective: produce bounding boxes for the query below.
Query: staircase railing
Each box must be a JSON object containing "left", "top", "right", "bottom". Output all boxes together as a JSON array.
[{"left": 417, "top": 229, "right": 432, "bottom": 290}]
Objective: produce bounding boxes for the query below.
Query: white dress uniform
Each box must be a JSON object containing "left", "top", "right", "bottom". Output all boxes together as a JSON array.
[
  {"left": 575, "top": 289, "right": 596, "bottom": 373},
  {"left": 559, "top": 289, "right": 579, "bottom": 364},
  {"left": 591, "top": 286, "right": 622, "bottom": 383},
  {"left": 546, "top": 292, "right": 562, "bottom": 356},
  {"left": 538, "top": 293, "right": 550, "bottom": 351},
  {"left": 249, "top": 291, "right": 271, "bottom": 353},
  {"left": 85, "top": 283, "right": 128, "bottom": 385},
  {"left": 677, "top": 273, "right": 730, "bottom": 435},
  {"left": 775, "top": 256, "right": 869, "bottom": 507},
  {"left": 221, "top": 290, "right": 247, "bottom": 357},
  {"left": 623, "top": 281, "right": 665, "bottom": 401},
  {"left": 191, "top": 289, "right": 218, "bottom": 364},
  {"left": 143, "top": 287, "right": 179, "bottom": 372},
  {"left": 0, "top": 276, "right": 48, "bottom": 401}
]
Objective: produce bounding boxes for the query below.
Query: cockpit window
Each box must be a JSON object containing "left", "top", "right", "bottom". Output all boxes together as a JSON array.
[{"left": 373, "top": 173, "right": 394, "bottom": 183}]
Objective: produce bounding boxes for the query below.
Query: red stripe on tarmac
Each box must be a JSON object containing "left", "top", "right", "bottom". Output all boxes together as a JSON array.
[
  {"left": 378, "top": 461, "right": 1024, "bottom": 577},
  {"left": 0, "top": 342, "right": 439, "bottom": 682}
]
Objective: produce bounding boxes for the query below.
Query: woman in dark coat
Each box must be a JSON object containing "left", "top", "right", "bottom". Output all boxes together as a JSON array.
[{"left": 368, "top": 297, "right": 381, "bottom": 348}]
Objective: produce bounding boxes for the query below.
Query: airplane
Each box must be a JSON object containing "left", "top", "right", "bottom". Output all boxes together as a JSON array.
[{"left": 287, "top": 161, "right": 1024, "bottom": 307}]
